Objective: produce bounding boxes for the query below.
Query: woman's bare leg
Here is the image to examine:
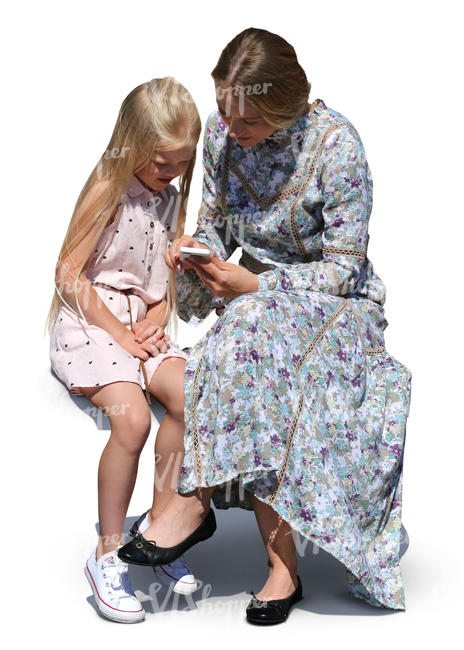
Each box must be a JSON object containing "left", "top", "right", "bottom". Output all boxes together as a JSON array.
[
  {"left": 80, "top": 381, "right": 152, "bottom": 560},
  {"left": 251, "top": 494, "right": 299, "bottom": 600}
]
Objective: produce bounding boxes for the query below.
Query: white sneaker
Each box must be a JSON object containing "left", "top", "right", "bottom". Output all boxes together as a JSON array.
[
  {"left": 136, "top": 510, "right": 198, "bottom": 595},
  {"left": 85, "top": 548, "right": 145, "bottom": 623}
]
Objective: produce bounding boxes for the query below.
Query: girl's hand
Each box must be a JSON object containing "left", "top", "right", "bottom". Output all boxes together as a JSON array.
[
  {"left": 115, "top": 328, "right": 168, "bottom": 360},
  {"left": 186, "top": 250, "right": 259, "bottom": 299},
  {"left": 132, "top": 318, "right": 170, "bottom": 353},
  {"left": 164, "top": 235, "right": 210, "bottom": 272}
]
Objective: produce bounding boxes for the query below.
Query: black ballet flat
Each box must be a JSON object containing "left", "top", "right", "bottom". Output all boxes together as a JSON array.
[
  {"left": 246, "top": 575, "right": 303, "bottom": 625},
  {"left": 117, "top": 508, "right": 217, "bottom": 567}
]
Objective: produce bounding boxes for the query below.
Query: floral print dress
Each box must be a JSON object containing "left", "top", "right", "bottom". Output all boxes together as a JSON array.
[{"left": 175, "top": 99, "right": 412, "bottom": 610}]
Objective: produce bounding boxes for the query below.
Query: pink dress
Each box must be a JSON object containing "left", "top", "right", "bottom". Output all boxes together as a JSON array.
[{"left": 48, "top": 174, "right": 188, "bottom": 398}]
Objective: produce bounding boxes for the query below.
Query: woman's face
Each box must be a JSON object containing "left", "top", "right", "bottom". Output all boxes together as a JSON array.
[
  {"left": 215, "top": 85, "right": 276, "bottom": 147},
  {"left": 135, "top": 144, "right": 195, "bottom": 191}
]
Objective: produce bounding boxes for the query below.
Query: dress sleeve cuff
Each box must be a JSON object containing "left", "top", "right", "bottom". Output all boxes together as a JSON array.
[
  {"left": 194, "top": 234, "right": 222, "bottom": 259},
  {"left": 258, "top": 270, "right": 279, "bottom": 291}
]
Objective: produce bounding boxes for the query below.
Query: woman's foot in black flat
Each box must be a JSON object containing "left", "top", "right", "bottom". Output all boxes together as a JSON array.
[
  {"left": 246, "top": 575, "right": 303, "bottom": 625},
  {"left": 118, "top": 507, "right": 217, "bottom": 567}
]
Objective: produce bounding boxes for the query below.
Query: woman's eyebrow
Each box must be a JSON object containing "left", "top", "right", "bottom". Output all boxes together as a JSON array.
[
  {"left": 151, "top": 157, "right": 191, "bottom": 165},
  {"left": 217, "top": 104, "right": 260, "bottom": 120}
]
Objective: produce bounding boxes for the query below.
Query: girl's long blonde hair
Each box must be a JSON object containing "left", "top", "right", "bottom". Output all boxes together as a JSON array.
[{"left": 44, "top": 77, "right": 201, "bottom": 342}]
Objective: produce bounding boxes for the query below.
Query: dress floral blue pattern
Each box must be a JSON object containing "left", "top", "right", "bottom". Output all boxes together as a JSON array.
[{"left": 175, "top": 99, "right": 412, "bottom": 610}]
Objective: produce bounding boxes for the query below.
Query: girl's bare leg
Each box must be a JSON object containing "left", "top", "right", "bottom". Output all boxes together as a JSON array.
[
  {"left": 147, "top": 357, "right": 188, "bottom": 521},
  {"left": 141, "top": 356, "right": 215, "bottom": 542},
  {"left": 80, "top": 381, "right": 152, "bottom": 560},
  {"left": 251, "top": 494, "right": 299, "bottom": 600},
  {"left": 140, "top": 485, "right": 215, "bottom": 546}
]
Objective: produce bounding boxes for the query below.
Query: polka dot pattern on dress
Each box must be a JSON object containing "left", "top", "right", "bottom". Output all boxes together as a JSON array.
[{"left": 49, "top": 173, "right": 188, "bottom": 398}]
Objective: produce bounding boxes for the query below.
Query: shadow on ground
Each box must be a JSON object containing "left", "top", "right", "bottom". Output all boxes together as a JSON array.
[{"left": 87, "top": 507, "right": 409, "bottom": 619}]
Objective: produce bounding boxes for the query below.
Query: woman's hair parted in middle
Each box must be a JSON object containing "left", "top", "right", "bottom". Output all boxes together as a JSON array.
[
  {"left": 45, "top": 77, "right": 201, "bottom": 340},
  {"left": 211, "top": 27, "right": 311, "bottom": 129}
]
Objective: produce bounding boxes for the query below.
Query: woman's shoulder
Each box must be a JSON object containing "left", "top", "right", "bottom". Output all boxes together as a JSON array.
[
  {"left": 203, "top": 109, "right": 228, "bottom": 158},
  {"left": 316, "top": 100, "right": 365, "bottom": 150},
  {"left": 205, "top": 108, "right": 227, "bottom": 135}
]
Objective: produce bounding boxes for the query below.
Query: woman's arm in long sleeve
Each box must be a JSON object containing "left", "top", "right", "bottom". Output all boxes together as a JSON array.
[
  {"left": 192, "top": 112, "right": 238, "bottom": 260},
  {"left": 257, "top": 125, "right": 371, "bottom": 296},
  {"left": 176, "top": 112, "right": 238, "bottom": 324}
]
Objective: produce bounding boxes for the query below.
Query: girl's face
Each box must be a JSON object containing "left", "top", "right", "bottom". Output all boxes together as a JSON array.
[
  {"left": 215, "top": 86, "right": 276, "bottom": 147},
  {"left": 135, "top": 144, "right": 195, "bottom": 191}
]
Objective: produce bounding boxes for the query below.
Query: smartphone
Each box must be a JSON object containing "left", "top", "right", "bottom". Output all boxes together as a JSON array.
[{"left": 179, "top": 246, "right": 211, "bottom": 262}]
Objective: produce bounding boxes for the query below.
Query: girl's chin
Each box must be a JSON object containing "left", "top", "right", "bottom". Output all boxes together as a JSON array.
[
  {"left": 143, "top": 179, "right": 172, "bottom": 190},
  {"left": 152, "top": 178, "right": 172, "bottom": 185}
]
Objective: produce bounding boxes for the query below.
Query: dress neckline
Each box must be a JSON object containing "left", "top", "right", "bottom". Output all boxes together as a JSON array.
[{"left": 126, "top": 173, "right": 168, "bottom": 198}]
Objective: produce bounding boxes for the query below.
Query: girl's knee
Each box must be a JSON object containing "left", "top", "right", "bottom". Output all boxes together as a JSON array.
[
  {"left": 165, "top": 389, "right": 185, "bottom": 422},
  {"left": 154, "top": 357, "right": 186, "bottom": 421},
  {"left": 167, "top": 404, "right": 185, "bottom": 423},
  {"left": 109, "top": 406, "right": 151, "bottom": 454}
]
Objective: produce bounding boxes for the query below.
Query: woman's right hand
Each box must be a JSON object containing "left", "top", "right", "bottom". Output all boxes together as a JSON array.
[
  {"left": 164, "top": 235, "right": 210, "bottom": 272},
  {"left": 115, "top": 328, "right": 158, "bottom": 361}
]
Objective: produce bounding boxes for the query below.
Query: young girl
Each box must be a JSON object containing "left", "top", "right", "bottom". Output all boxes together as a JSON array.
[{"left": 45, "top": 77, "right": 202, "bottom": 623}]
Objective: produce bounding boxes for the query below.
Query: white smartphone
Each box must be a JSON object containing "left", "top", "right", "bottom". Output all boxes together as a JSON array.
[{"left": 179, "top": 246, "right": 211, "bottom": 262}]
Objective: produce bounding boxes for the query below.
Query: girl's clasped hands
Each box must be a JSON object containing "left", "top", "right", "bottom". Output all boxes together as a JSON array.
[
  {"left": 134, "top": 319, "right": 170, "bottom": 354},
  {"left": 121, "top": 318, "right": 170, "bottom": 361}
]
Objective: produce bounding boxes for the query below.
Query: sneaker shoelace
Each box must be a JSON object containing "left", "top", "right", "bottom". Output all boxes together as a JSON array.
[{"left": 100, "top": 557, "right": 136, "bottom": 603}]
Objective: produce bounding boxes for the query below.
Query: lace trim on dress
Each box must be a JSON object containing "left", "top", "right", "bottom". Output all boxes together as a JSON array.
[
  {"left": 322, "top": 245, "right": 367, "bottom": 259},
  {"left": 220, "top": 119, "right": 357, "bottom": 263}
]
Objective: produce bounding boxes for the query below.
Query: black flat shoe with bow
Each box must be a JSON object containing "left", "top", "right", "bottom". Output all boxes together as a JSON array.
[
  {"left": 117, "top": 508, "right": 217, "bottom": 567},
  {"left": 246, "top": 575, "right": 303, "bottom": 625}
]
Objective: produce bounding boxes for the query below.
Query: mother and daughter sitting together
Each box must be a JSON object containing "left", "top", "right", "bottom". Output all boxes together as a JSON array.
[{"left": 46, "top": 26, "right": 412, "bottom": 625}]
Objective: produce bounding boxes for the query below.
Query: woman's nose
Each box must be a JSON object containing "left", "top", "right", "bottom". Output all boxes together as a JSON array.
[{"left": 229, "top": 119, "right": 247, "bottom": 138}]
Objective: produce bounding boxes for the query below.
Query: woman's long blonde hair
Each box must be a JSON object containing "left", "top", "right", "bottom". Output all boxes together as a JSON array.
[
  {"left": 212, "top": 27, "right": 311, "bottom": 129},
  {"left": 44, "top": 77, "right": 201, "bottom": 341}
]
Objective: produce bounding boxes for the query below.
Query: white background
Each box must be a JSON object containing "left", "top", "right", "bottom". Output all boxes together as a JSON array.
[{"left": 2, "top": 0, "right": 462, "bottom": 647}]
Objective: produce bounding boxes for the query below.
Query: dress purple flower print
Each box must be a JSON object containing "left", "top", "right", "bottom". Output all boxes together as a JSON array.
[{"left": 175, "top": 99, "right": 412, "bottom": 610}]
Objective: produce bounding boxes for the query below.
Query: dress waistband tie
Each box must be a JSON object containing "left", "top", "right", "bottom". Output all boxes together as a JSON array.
[
  {"left": 92, "top": 282, "right": 151, "bottom": 405},
  {"left": 121, "top": 288, "right": 151, "bottom": 405}
]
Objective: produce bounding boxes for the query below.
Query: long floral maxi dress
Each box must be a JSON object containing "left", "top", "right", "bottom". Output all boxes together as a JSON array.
[{"left": 174, "top": 99, "right": 412, "bottom": 610}]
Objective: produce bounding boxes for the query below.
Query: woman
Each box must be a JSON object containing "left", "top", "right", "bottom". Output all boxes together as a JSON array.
[{"left": 118, "top": 28, "right": 412, "bottom": 623}]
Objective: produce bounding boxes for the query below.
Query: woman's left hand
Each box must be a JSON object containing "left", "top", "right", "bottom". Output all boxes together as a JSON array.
[
  {"left": 132, "top": 318, "right": 170, "bottom": 354},
  {"left": 184, "top": 250, "right": 259, "bottom": 298}
]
